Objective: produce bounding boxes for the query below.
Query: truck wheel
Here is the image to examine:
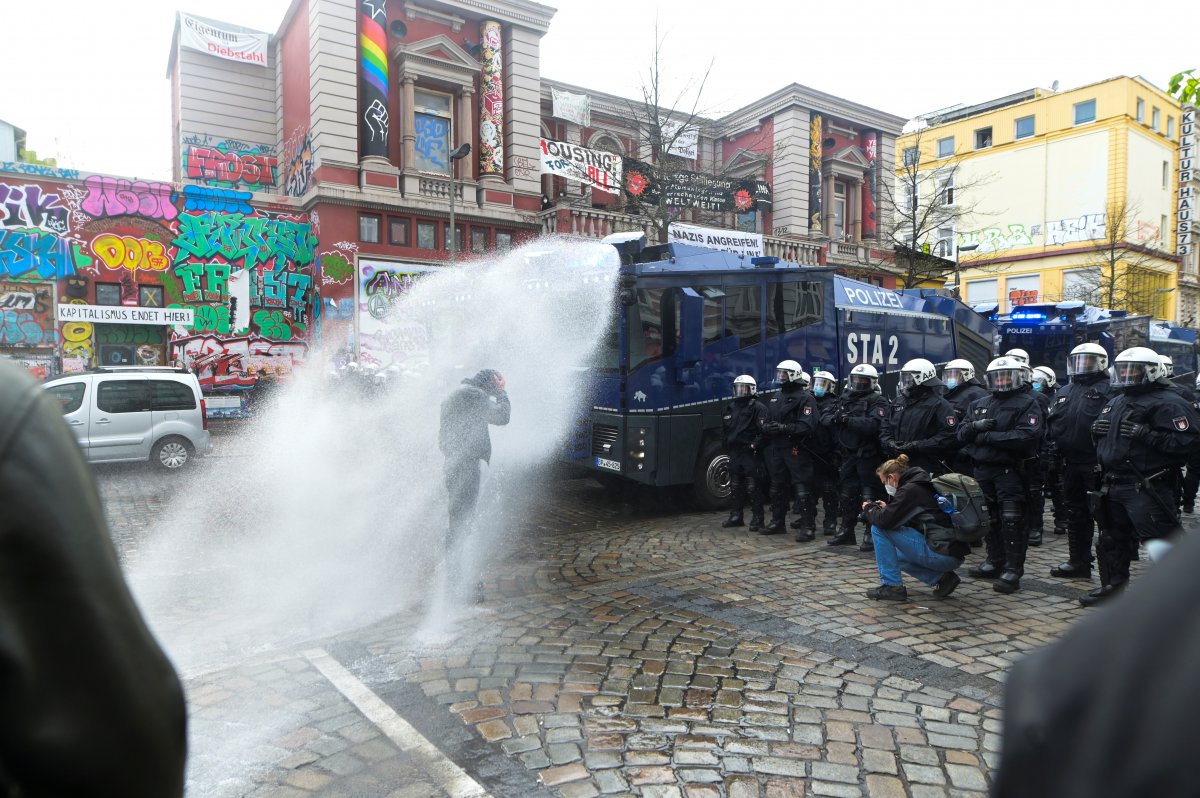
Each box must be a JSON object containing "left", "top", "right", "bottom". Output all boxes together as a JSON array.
[{"left": 693, "top": 441, "right": 733, "bottom": 510}]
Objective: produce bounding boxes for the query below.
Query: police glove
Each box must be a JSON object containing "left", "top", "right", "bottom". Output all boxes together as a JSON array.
[
  {"left": 762, "top": 421, "right": 784, "bottom": 434},
  {"left": 1119, "top": 420, "right": 1149, "bottom": 440},
  {"left": 834, "top": 411, "right": 850, "bottom": 424},
  {"left": 971, "top": 418, "right": 996, "bottom": 433},
  {"left": 1091, "top": 418, "right": 1111, "bottom": 437}
]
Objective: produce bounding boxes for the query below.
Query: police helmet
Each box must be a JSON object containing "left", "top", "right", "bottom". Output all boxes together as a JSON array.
[
  {"left": 776, "top": 360, "right": 804, "bottom": 384},
  {"left": 1112, "top": 347, "right": 1166, "bottom": 388},
  {"left": 1005, "top": 348, "right": 1030, "bottom": 365},
  {"left": 1067, "top": 342, "right": 1108, "bottom": 376},
  {"left": 812, "top": 370, "right": 838, "bottom": 396},
  {"left": 1031, "top": 365, "right": 1057, "bottom": 391},
  {"left": 986, "top": 356, "right": 1026, "bottom": 393},
  {"left": 898, "top": 358, "right": 937, "bottom": 395},
  {"left": 1161, "top": 355, "right": 1175, "bottom": 377},
  {"left": 847, "top": 364, "right": 879, "bottom": 393},
  {"left": 797, "top": 370, "right": 811, "bottom": 389},
  {"left": 732, "top": 374, "right": 757, "bottom": 398},
  {"left": 941, "top": 358, "right": 975, "bottom": 389}
]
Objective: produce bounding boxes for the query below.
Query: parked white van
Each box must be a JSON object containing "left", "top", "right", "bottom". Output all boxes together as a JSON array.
[{"left": 42, "top": 366, "right": 213, "bottom": 470}]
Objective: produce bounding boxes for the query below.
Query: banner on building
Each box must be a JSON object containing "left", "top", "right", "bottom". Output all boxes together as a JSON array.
[
  {"left": 478, "top": 20, "right": 505, "bottom": 175},
  {"left": 668, "top": 223, "right": 763, "bottom": 257},
  {"left": 662, "top": 120, "right": 699, "bottom": 160},
  {"left": 552, "top": 89, "right": 591, "bottom": 127},
  {"left": 1179, "top": 106, "right": 1195, "bottom": 256},
  {"left": 623, "top": 159, "right": 772, "bottom": 212},
  {"left": 540, "top": 139, "right": 622, "bottom": 194},
  {"left": 57, "top": 304, "right": 195, "bottom": 326},
  {"left": 809, "top": 114, "right": 823, "bottom": 231},
  {"left": 862, "top": 130, "right": 878, "bottom": 238},
  {"left": 178, "top": 13, "right": 269, "bottom": 67}
]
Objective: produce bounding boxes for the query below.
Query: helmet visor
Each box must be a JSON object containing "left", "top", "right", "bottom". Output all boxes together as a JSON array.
[
  {"left": 986, "top": 368, "right": 1024, "bottom": 392},
  {"left": 733, "top": 383, "right": 754, "bottom": 397},
  {"left": 848, "top": 375, "right": 874, "bottom": 392},
  {"left": 1112, "top": 362, "right": 1150, "bottom": 387},
  {"left": 776, "top": 369, "right": 791, "bottom": 383},
  {"left": 943, "top": 368, "right": 968, "bottom": 384},
  {"left": 813, "top": 376, "right": 836, "bottom": 393},
  {"left": 1068, "top": 353, "right": 1104, "bottom": 375},
  {"left": 898, "top": 372, "right": 919, "bottom": 393}
]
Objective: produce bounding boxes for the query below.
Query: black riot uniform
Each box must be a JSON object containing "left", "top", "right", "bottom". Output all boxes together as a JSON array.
[
  {"left": 959, "top": 378, "right": 1044, "bottom": 593},
  {"left": 1045, "top": 370, "right": 1112, "bottom": 578},
  {"left": 1024, "top": 385, "right": 1052, "bottom": 545},
  {"left": 827, "top": 386, "right": 890, "bottom": 547},
  {"left": 720, "top": 393, "right": 767, "bottom": 530},
  {"left": 807, "top": 390, "right": 841, "bottom": 535},
  {"left": 1166, "top": 382, "right": 1200, "bottom": 513},
  {"left": 881, "top": 378, "right": 958, "bottom": 477},
  {"left": 1089, "top": 381, "right": 1200, "bottom": 604},
  {"left": 944, "top": 378, "right": 988, "bottom": 475},
  {"left": 761, "top": 381, "right": 819, "bottom": 540}
]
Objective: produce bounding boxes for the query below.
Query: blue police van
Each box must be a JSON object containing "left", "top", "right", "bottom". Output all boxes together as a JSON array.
[{"left": 571, "top": 235, "right": 996, "bottom": 507}]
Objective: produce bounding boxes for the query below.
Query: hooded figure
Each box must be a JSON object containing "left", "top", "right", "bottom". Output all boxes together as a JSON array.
[
  {"left": 439, "top": 369, "right": 511, "bottom": 547},
  {"left": 0, "top": 360, "right": 186, "bottom": 797}
]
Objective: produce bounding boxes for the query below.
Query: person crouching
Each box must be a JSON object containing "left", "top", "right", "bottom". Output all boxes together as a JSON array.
[{"left": 862, "top": 454, "right": 967, "bottom": 601}]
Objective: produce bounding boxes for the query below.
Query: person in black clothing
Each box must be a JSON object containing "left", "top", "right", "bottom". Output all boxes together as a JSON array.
[
  {"left": 959, "top": 356, "right": 1044, "bottom": 594},
  {"left": 1031, "top": 365, "right": 1066, "bottom": 540},
  {"left": 1161, "top": 355, "right": 1200, "bottom": 514},
  {"left": 0, "top": 360, "right": 187, "bottom": 798},
  {"left": 721, "top": 374, "right": 767, "bottom": 531},
  {"left": 941, "top": 359, "right": 988, "bottom": 476},
  {"left": 1022, "top": 365, "right": 1054, "bottom": 547},
  {"left": 808, "top": 370, "right": 841, "bottom": 536},
  {"left": 1085, "top": 346, "right": 1199, "bottom": 606},
  {"left": 827, "top": 364, "right": 890, "bottom": 549},
  {"left": 439, "top": 369, "right": 512, "bottom": 551},
  {"left": 1044, "top": 343, "right": 1112, "bottom": 580},
  {"left": 862, "top": 454, "right": 967, "bottom": 601},
  {"left": 761, "top": 359, "right": 819, "bottom": 541},
  {"left": 881, "top": 358, "right": 958, "bottom": 477}
]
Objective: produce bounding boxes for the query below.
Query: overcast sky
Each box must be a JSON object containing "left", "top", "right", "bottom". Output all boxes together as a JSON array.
[{"left": 0, "top": 0, "right": 1187, "bottom": 180}]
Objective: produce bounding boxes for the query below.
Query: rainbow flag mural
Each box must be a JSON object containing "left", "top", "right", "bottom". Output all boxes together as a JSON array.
[{"left": 359, "top": 0, "right": 390, "bottom": 159}]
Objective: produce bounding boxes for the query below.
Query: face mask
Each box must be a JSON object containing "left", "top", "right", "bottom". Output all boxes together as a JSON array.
[
  {"left": 1032, "top": 382, "right": 1043, "bottom": 392},
  {"left": 944, "top": 378, "right": 958, "bottom": 390},
  {"left": 884, "top": 484, "right": 898, "bottom": 496},
  {"left": 813, "top": 387, "right": 826, "bottom": 398}
]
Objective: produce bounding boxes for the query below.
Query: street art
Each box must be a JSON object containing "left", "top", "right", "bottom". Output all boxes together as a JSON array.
[
  {"left": 91, "top": 234, "right": 171, "bottom": 275},
  {"left": 95, "top": 325, "right": 164, "bottom": 345},
  {"left": 358, "top": 0, "right": 389, "bottom": 159},
  {"left": 171, "top": 212, "right": 317, "bottom": 271},
  {"left": 82, "top": 176, "right": 177, "bottom": 221},
  {"left": 0, "top": 309, "right": 57, "bottom": 347},
  {"left": 0, "top": 281, "right": 56, "bottom": 348},
  {"left": 1046, "top": 213, "right": 1106, "bottom": 246},
  {"left": 0, "top": 229, "right": 79, "bottom": 279},
  {"left": 357, "top": 259, "right": 433, "bottom": 369},
  {"left": 0, "top": 162, "right": 81, "bottom": 180},
  {"left": 183, "top": 145, "right": 278, "bottom": 188},
  {"left": 282, "top": 131, "right": 315, "bottom": 198},
  {"left": 0, "top": 280, "right": 51, "bottom": 313},
  {"left": 182, "top": 185, "right": 255, "bottom": 214},
  {"left": 320, "top": 250, "right": 353, "bottom": 285},
  {"left": 809, "top": 115, "right": 822, "bottom": 231},
  {"left": 478, "top": 20, "right": 504, "bottom": 175},
  {"left": 173, "top": 334, "right": 308, "bottom": 390},
  {"left": 0, "top": 183, "right": 70, "bottom": 233},
  {"left": 958, "top": 224, "right": 1035, "bottom": 254}
]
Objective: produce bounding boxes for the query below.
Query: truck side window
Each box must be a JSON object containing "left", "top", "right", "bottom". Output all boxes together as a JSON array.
[
  {"left": 697, "top": 286, "right": 723, "bottom": 344},
  {"left": 629, "top": 288, "right": 666, "bottom": 370},
  {"left": 725, "top": 285, "right": 762, "bottom": 349},
  {"left": 769, "top": 280, "right": 824, "bottom": 337}
]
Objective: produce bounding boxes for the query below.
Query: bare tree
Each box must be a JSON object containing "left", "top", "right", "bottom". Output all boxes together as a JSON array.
[
  {"left": 878, "top": 122, "right": 993, "bottom": 288},
  {"left": 1065, "top": 198, "right": 1176, "bottom": 315}
]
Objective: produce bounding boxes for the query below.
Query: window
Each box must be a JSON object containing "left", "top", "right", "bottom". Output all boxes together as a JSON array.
[
  {"left": 1164, "top": 160, "right": 1171, "bottom": 189},
  {"left": 496, "top": 231, "right": 513, "bottom": 252},
  {"left": 413, "top": 89, "right": 452, "bottom": 174},
  {"left": 1169, "top": 116, "right": 1176, "bottom": 139},
  {"left": 937, "top": 136, "right": 955, "bottom": 158},
  {"left": 1137, "top": 98, "right": 1145, "bottom": 122},
  {"left": 735, "top": 210, "right": 756, "bottom": 232},
  {"left": 417, "top": 221, "right": 437, "bottom": 249},
  {"left": 938, "top": 174, "right": 955, "bottom": 206},
  {"left": 1062, "top": 268, "right": 1101, "bottom": 304},
  {"left": 46, "top": 382, "right": 85, "bottom": 414},
  {"left": 359, "top": 214, "right": 381, "bottom": 243},
  {"left": 629, "top": 287, "right": 666, "bottom": 369},
  {"left": 150, "top": 380, "right": 197, "bottom": 411},
  {"left": 974, "top": 127, "right": 992, "bottom": 149},
  {"left": 389, "top": 218, "right": 410, "bottom": 246},
  {"left": 767, "top": 281, "right": 824, "bottom": 338},
  {"left": 139, "top": 285, "right": 163, "bottom": 307},
  {"left": 1162, "top": 215, "right": 1168, "bottom": 242},
  {"left": 1152, "top": 107, "right": 1161, "bottom": 131},
  {"left": 471, "top": 228, "right": 488, "bottom": 254},
  {"left": 1014, "top": 115, "right": 1035, "bottom": 139},
  {"left": 1074, "top": 99, "right": 1096, "bottom": 125},
  {"left": 833, "top": 181, "right": 846, "bottom": 241},
  {"left": 903, "top": 183, "right": 917, "bottom": 213},
  {"left": 96, "top": 380, "right": 150, "bottom": 414},
  {"left": 965, "top": 278, "right": 998, "bottom": 305},
  {"left": 96, "top": 283, "right": 121, "bottom": 306},
  {"left": 936, "top": 228, "right": 954, "bottom": 257},
  {"left": 697, "top": 286, "right": 724, "bottom": 344},
  {"left": 902, "top": 147, "right": 919, "bottom": 167},
  {"left": 444, "top": 224, "right": 464, "bottom": 251},
  {"left": 724, "top": 285, "right": 762, "bottom": 348}
]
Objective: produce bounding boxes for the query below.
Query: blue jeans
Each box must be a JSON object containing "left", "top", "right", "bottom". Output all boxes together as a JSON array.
[{"left": 871, "top": 525, "right": 963, "bottom": 587}]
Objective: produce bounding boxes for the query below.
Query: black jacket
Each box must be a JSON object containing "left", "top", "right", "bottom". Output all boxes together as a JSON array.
[
  {"left": 944, "top": 380, "right": 988, "bottom": 427},
  {"left": 1046, "top": 372, "right": 1112, "bottom": 464},
  {"left": 881, "top": 381, "right": 958, "bottom": 462},
  {"left": 1094, "top": 384, "right": 1200, "bottom": 475},
  {"left": 762, "top": 384, "right": 817, "bottom": 447},
  {"left": 862, "top": 467, "right": 964, "bottom": 557},
  {"left": 439, "top": 372, "right": 511, "bottom": 463},
  {"left": 722, "top": 397, "right": 766, "bottom": 450},
  {"left": 0, "top": 361, "right": 186, "bottom": 797},
  {"left": 828, "top": 388, "right": 891, "bottom": 455},
  {"left": 958, "top": 389, "right": 1043, "bottom": 467},
  {"left": 811, "top": 392, "right": 837, "bottom": 453}
]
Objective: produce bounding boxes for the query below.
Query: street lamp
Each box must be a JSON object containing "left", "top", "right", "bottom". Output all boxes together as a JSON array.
[
  {"left": 953, "top": 243, "right": 979, "bottom": 300},
  {"left": 447, "top": 143, "right": 471, "bottom": 261}
]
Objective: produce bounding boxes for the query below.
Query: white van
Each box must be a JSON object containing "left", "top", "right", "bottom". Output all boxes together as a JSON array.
[{"left": 42, "top": 366, "right": 213, "bottom": 471}]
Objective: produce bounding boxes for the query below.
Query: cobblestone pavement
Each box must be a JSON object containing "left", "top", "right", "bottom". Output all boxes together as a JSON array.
[{"left": 98, "top": 447, "right": 1169, "bottom": 797}]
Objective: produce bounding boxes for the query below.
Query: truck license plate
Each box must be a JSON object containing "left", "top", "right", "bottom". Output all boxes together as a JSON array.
[{"left": 595, "top": 457, "right": 621, "bottom": 472}]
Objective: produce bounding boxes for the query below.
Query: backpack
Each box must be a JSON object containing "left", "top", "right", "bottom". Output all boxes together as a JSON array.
[{"left": 931, "top": 473, "right": 990, "bottom": 543}]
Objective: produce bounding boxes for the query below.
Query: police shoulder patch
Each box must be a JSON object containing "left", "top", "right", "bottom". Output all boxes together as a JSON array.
[
  {"left": 1175, "top": 416, "right": 1190, "bottom": 431},
  {"left": 804, "top": 406, "right": 813, "bottom": 415},
  {"left": 1029, "top": 414, "right": 1039, "bottom": 425},
  {"left": 947, "top": 416, "right": 956, "bottom": 426}
]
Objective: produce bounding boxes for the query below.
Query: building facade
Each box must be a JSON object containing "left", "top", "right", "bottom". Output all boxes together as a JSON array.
[{"left": 897, "top": 76, "right": 1185, "bottom": 321}]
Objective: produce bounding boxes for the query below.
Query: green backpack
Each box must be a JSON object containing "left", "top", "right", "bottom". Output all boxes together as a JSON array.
[{"left": 931, "top": 473, "right": 991, "bottom": 543}]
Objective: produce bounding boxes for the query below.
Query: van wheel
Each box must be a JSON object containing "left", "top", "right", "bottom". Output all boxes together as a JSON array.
[
  {"left": 693, "top": 441, "right": 733, "bottom": 510},
  {"left": 153, "top": 437, "right": 193, "bottom": 471}
]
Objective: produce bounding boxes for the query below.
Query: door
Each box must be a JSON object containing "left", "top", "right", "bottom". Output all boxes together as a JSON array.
[
  {"left": 90, "top": 377, "right": 152, "bottom": 462},
  {"left": 45, "top": 381, "right": 90, "bottom": 455}
]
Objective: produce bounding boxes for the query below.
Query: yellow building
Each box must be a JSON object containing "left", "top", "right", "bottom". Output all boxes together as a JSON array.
[{"left": 895, "top": 76, "right": 1184, "bottom": 321}]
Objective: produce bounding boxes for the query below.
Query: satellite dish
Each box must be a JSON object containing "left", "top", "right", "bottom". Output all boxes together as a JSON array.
[{"left": 1051, "top": 80, "right": 1060, "bottom": 92}]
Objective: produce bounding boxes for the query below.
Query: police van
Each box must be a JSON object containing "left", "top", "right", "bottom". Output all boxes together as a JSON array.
[{"left": 571, "top": 235, "right": 996, "bottom": 507}]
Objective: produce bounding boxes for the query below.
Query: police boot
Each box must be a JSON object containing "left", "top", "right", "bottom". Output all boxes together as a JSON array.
[
  {"left": 722, "top": 510, "right": 744, "bottom": 528},
  {"left": 791, "top": 489, "right": 816, "bottom": 542},
  {"left": 993, "top": 502, "right": 1027, "bottom": 594},
  {"left": 827, "top": 526, "right": 856, "bottom": 546},
  {"left": 1079, "top": 582, "right": 1125, "bottom": 607},
  {"left": 1053, "top": 524, "right": 1067, "bottom": 535},
  {"left": 1049, "top": 560, "right": 1092, "bottom": 579},
  {"left": 968, "top": 561, "right": 1002, "bottom": 578},
  {"left": 993, "top": 569, "right": 1021, "bottom": 594},
  {"left": 748, "top": 506, "right": 765, "bottom": 532},
  {"left": 1027, "top": 527, "right": 1043, "bottom": 547}
]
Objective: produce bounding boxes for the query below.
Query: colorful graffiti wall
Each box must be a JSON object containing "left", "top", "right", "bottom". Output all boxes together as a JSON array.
[
  {"left": 356, "top": 258, "right": 435, "bottom": 370},
  {"left": 0, "top": 168, "right": 316, "bottom": 393}
]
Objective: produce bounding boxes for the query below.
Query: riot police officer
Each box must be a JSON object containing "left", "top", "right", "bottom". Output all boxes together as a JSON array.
[
  {"left": 761, "top": 360, "right": 819, "bottom": 541},
  {"left": 1086, "top": 347, "right": 1200, "bottom": 606},
  {"left": 721, "top": 375, "right": 767, "bottom": 531},
  {"left": 1021, "top": 365, "right": 1053, "bottom": 547},
  {"left": 1184, "top": 373, "right": 1200, "bottom": 513},
  {"left": 881, "top": 358, "right": 958, "bottom": 477},
  {"left": 1031, "top": 366, "right": 1065, "bottom": 539},
  {"left": 942, "top": 359, "right": 988, "bottom": 475},
  {"left": 809, "top": 370, "right": 841, "bottom": 536},
  {"left": 827, "top": 364, "right": 891, "bottom": 549},
  {"left": 1044, "top": 343, "right": 1111, "bottom": 580},
  {"left": 960, "top": 356, "right": 1044, "bottom": 594}
]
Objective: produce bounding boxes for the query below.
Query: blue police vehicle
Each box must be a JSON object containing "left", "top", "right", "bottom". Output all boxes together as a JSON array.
[{"left": 573, "top": 234, "right": 996, "bottom": 507}]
